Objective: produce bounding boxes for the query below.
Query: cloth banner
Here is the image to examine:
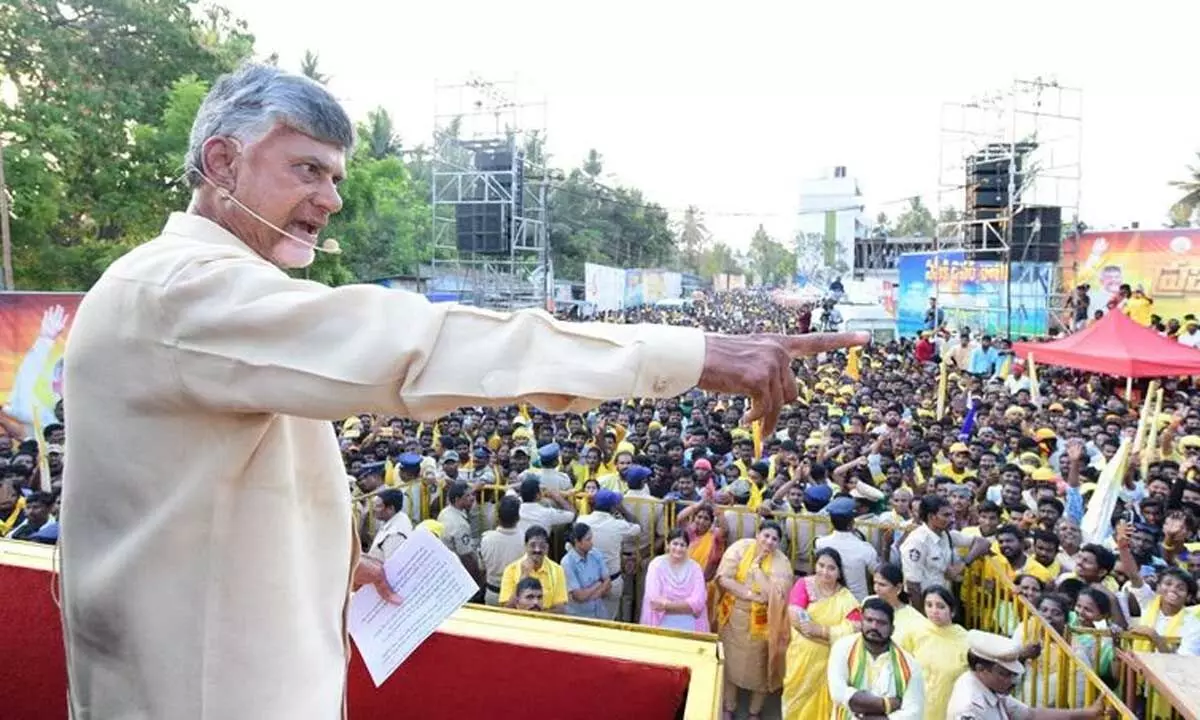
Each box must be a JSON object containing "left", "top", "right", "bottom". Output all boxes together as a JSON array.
[
  {"left": 584, "top": 263, "right": 626, "bottom": 312},
  {"left": 1062, "top": 229, "right": 1200, "bottom": 320},
  {"left": 0, "top": 293, "right": 83, "bottom": 434}
]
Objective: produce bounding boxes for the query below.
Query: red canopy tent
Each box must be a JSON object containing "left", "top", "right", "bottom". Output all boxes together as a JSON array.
[{"left": 1012, "top": 310, "right": 1200, "bottom": 378}]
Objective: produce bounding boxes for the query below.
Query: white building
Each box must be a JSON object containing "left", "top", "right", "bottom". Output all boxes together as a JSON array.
[{"left": 795, "top": 166, "right": 867, "bottom": 283}]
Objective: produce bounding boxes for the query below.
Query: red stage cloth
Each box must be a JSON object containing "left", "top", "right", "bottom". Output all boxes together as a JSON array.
[
  {"left": 1013, "top": 309, "right": 1200, "bottom": 378},
  {"left": 1, "top": 562, "right": 691, "bottom": 720},
  {"left": 348, "top": 631, "right": 691, "bottom": 719}
]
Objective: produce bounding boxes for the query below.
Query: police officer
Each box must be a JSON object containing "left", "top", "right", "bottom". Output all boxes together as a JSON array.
[
  {"left": 900, "top": 494, "right": 992, "bottom": 601},
  {"left": 946, "top": 630, "right": 1103, "bottom": 720}
]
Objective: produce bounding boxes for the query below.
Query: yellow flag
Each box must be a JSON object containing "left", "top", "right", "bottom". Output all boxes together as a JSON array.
[
  {"left": 1027, "top": 354, "right": 1041, "bottom": 406},
  {"left": 1141, "top": 384, "right": 1164, "bottom": 478},
  {"left": 846, "top": 347, "right": 861, "bottom": 381},
  {"left": 936, "top": 358, "right": 949, "bottom": 420},
  {"left": 752, "top": 418, "right": 763, "bottom": 460}
]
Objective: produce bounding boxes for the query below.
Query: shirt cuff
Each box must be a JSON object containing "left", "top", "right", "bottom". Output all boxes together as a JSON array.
[{"left": 628, "top": 324, "right": 706, "bottom": 398}]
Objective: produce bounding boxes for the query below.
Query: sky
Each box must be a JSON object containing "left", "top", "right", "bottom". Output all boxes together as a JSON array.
[{"left": 223, "top": 0, "right": 1200, "bottom": 252}]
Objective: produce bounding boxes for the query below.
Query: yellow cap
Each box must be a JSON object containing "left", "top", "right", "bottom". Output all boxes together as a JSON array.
[
  {"left": 1032, "top": 467, "right": 1057, "bottom": 483},
  {"left": 950, "top": 442, "right": 969, "bottom": 454}
]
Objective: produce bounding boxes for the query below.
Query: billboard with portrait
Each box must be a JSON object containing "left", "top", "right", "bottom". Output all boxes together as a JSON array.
[{"left": 1061, "top": 229, "right": 1200, "bottom": 320}]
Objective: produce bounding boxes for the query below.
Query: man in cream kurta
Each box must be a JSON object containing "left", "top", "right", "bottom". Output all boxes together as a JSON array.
[{"left": 59, "top": 63, "right": 865, "bottom": 720}]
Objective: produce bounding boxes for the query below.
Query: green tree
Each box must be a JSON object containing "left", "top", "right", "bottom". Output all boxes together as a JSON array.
[
  {"left": 747, "top": 224, "right": 795, "bottom": 286},
  {"left": 697, "top": 241, "right": 743, "bottom": 279},
  {"left": 363, "top": 107, "right": 402, "bottom": 160},
  {"left": 1, "top": 0, "right": 253, "bottom": 289},
  {"left": 300, "top": 49, "right": 327, "bottom": 84},
  {"left": 1170, "top": 154, "right": 1200, "bottom": 224},
  {"left": 546, "top": 152, "right": 676, "bottom": 279},
  {"left": 677, "top": 205, "right": 709, "bottom": 273},
  {"left": 581, "top": 149, "right": 603, "bottom": 181},
  {"left": 892, "top": 196, "right": 937, "bottom": 237}
]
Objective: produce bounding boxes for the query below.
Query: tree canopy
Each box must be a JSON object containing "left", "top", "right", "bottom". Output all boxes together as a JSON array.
[{"left": 0, "top": 1, "right": 769, "bottom": 292}]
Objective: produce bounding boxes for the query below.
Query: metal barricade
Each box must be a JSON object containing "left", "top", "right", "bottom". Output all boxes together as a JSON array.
[{"left": 964, "top": 561, "right": 1134, "bottom": 718}]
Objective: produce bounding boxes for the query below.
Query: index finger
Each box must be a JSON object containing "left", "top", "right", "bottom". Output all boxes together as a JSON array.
[{"left": 778, "top": 331, "right": 870, "bottom": 358}]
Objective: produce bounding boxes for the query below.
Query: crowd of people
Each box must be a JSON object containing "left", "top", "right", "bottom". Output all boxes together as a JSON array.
[
  {"left": 325, "top": 288, "right": 1198, "bottom": 719},
  {"left": 6, "top": 285, "right": 1200, "bottom": 719}
]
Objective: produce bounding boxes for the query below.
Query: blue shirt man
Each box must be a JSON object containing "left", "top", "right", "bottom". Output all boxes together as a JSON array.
[
  {"left": 562, "top": 523, "right": 609, "bottom": 618},
  {"left": 967, "top": 337, "right": 1000, "bottom": 376}
]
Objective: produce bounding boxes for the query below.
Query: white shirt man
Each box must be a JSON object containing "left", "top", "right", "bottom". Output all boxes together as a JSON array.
[
  {"left": 57, "top": 62, "right": 861, "bottom": 720},
  {"left": 827, "top": 602, "right": 924, "bottom": 720},
  {"left": 816, "top": 498, "right": 879, "bottom": 600}
]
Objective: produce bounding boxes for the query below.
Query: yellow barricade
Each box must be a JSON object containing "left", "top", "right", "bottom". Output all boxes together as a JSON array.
[{"left": 964, "top": 561, "right": 1134, "bottom": 718}]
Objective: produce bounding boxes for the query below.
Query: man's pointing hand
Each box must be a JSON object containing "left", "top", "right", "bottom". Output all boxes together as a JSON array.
[{"left": 697, "top": 331, "right": 870, "bottom": 437}]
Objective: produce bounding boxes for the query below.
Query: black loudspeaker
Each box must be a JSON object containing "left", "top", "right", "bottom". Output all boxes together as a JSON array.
[
  {"left": 1012, "top": 206, "right": 1062, "bottom": 263},
  {"left": 455, "top": 204, "right": 509, "bottom": 254},
  {"left": 973, "top": 188, "right": 1009, "bottom": 208},
  {"left": 474, "top": 151, "right": 514, "bottom": 172}
]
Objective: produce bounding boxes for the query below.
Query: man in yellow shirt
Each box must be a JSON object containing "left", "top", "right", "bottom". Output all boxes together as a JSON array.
[
  {"left": 935, "top": 442, "right": 977, "bottom": 484},
  {"left": 499, "top": 524, "right": 569, "bottom": 612}
]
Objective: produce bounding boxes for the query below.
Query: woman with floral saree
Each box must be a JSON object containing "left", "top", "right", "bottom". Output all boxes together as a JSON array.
[{"left": 715, "top": 520, "right": 794, "bottom": 720}]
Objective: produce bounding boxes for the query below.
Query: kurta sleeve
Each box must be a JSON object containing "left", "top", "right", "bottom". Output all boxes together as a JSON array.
[
  {"left": 161, "top": 250, "right": 705, "bottom": 421},
  {"left": 826, "top": 635, "right": 856, "bottom": 707}
]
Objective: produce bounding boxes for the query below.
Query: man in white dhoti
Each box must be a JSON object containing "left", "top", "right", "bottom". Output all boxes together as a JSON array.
[{"left": 59, "top": 63, "right": 867, "bottom": 719}]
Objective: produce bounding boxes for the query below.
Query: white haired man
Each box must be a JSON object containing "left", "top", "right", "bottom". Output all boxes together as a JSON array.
[{"left": 60, "top": 63, "right": 866, "bottom": 719}]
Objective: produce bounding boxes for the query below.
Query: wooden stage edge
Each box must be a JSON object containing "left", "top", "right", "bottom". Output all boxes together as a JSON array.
[
  {"left": 1126, "top": 651, "right": 1200, "bottom": 720},
  {"left": 0, "top": 539, "right": 724, "bottom": 720}
]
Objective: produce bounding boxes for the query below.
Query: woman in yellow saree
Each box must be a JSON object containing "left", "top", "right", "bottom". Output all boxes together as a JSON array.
[
  {"left": 909, "top": 585, "right": 969, "bottom": 720},
  {"left": 678, "top": 502, "right": 726, "bottom": 625},
  {"left": 715, "top": 520, "right": 793, "bottom": 720},
  {"left": 781, "top": 547, "right": 862, "bottom": 720}
]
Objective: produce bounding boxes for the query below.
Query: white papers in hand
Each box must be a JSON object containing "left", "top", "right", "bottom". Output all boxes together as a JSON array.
[{"left": 348, "top": 527, "right": 477, "bottom": 687}]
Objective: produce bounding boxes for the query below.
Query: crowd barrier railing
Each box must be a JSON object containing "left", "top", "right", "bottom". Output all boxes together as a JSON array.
[
  {"left": 355, "top": 479, "right": 899, "bottom": 567},
  {"left": 963, "top": 561, "right": 1135, "bottom": 718}
]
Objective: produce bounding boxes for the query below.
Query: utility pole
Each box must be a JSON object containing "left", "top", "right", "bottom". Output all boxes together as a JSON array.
[{"left": 0, "top": 142, "right": 11, "bottom": 290}]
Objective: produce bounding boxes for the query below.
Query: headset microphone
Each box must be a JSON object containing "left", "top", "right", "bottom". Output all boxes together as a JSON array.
[{"left": 196, "top": 171, "right": 341, "bottom": 254}]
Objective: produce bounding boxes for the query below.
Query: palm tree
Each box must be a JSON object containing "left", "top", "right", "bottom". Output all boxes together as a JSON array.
[
  {"left": 300, "top": 50, "right": 327, "bottom": 84},
  {"left": 582, "top": 149, "right": 603, "bottom": 181},
  {"left": 677, "top": 205, "right": 709, "bottom": 273},
  {"left": 363, "top": 108, "right": 401, "bottom": 160},
  {"left": 1170, "top": 154, "right": 1200, "bottom": 223}
]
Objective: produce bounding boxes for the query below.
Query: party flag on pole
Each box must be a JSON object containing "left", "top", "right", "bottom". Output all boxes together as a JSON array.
[
  {"left": 936, "top": 358, "right": 949, "bottom": 420},
  {"left": 1027, "top": 354, "right": 1041, "bottom": 405},
  {"left": 846, "top": 347, "right": 861, "bottom": 381}
]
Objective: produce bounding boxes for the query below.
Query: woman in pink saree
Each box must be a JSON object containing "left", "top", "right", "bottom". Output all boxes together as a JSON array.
[{"left": 640, "top": 528, "right": 710, "bottom": 632}]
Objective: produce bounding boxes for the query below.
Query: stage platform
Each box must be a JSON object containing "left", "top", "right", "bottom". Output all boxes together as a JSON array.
[{"left": 0, "top": 539, "right": 722, "bottom": 719}]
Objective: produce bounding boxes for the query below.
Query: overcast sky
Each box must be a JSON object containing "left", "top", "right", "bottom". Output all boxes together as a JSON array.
[{"left": 225, "top": 0, "right": 1200, "bottom": 250}]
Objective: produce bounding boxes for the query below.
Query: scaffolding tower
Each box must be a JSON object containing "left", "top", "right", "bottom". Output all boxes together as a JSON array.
[
  {"left": 430, "top": 76, "right": 549, "bottom": 309},
  {"left": 934, "top": 77, "right": 1083, "bottom": 337}
]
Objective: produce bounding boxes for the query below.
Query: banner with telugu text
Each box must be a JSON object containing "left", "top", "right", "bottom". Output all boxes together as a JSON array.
[
  {"left": 896, "top": 253, "right": 1053, "bottom": 338},
  {"left": 0, "top": 293, "right": 84, "bottom": 431},
  {"left": 1061, "top": 229, "right": 1200, "bottom": 320}
]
